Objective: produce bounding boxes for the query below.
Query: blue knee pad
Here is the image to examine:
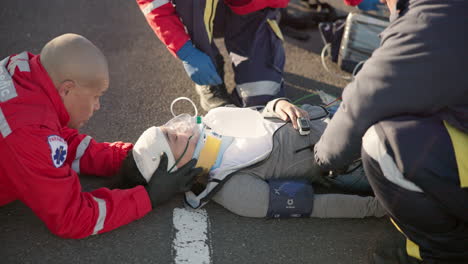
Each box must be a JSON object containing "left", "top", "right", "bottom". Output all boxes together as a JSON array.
[{"left": 266, "top": 180, "right": 314, "bottom": 218}]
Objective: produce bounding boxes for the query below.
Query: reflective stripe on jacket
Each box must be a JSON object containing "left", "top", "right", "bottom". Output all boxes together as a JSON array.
[{"left": 0, "top": 53, "right": 152, "bottom": 238}]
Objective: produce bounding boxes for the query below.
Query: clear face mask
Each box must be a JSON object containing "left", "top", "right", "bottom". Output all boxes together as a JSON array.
[{"left": 165, "top": 97, "right": 200, "bottom": 172}]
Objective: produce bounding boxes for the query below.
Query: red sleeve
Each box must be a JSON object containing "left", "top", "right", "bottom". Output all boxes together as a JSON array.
[
  {"left": 343, "top": 0, "right": 363, "bottom": 6},
  {"left": 136, "top": 0, "right": 190, "bottom": 56},
  {"left": 2, "top": 127, "right": 152, "bottom": 239},
  {"left": 227, "top": 0, "right": 290, "bottom": 15},
  {"left": 61, "top": 127, "right": 133, "bottom": 177}
]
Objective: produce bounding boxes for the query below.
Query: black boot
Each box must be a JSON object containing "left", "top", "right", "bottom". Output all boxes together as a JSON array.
[
  {"left": 195, "top": 83, "right": 232, "bottom": 111},
  {"left": 195, "top": 53, "right": 232, "bottom": 111},
  {"left": 370, "top": 235, "right": 421, "bottom": 264}
]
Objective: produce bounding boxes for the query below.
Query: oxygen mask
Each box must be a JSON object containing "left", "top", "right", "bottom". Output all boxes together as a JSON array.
[{"left": 164, "top": 97, "right": 202, "bottom": 172}]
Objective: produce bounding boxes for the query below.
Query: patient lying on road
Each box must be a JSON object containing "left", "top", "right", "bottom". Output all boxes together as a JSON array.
[{"left": 122, "top": 98, "right": 385, "bottom": 219}]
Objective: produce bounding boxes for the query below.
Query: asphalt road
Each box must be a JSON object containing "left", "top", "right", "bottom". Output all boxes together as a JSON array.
[{"left": 0, "top": 1, "right": 399, "bottom": 263}]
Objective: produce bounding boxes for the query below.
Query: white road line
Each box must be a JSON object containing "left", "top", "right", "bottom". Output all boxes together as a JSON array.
[{"left": 173, "top": 208, "right": 211, "bottom": 264}]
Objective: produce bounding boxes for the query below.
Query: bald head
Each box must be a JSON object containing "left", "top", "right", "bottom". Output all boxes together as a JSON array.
[
  {"left": 41, "top": 34, "right": 109, "bottom": 129},
  {"left": 41, "top": 33, "right": 109, "bottom": 89}
]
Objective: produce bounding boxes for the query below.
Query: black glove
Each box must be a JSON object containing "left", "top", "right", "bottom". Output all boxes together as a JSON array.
[
  {"left": 118, "top": 151, "right": 147, "bottom": 189},
  {"left": 145, "top": 153, "right": 203, "bottom": 208}
]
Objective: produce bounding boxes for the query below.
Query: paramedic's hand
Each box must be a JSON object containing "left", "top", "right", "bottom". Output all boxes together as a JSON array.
[
  {"left": 145, "top": 153, "right": 203, "bottom": 208},
  {"left": 119, "top": 151, "right": 147, "bottom": 189},
  {"left": 357, "top": 0, "right": 383, "bottom": 11},
  {"left": 177, "top": 40, "right": 222, "bottom": 86},
  {"left": 275, "top": 100, "right": 309, "bottom": 129}
]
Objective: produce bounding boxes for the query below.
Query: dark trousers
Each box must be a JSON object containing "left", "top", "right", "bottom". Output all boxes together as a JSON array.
[
  {"left": 174, "top": 0, "right": 285, "bottom": 107},
  {"left": 361, "top": 115, "right": 468, "bottom": 263}
]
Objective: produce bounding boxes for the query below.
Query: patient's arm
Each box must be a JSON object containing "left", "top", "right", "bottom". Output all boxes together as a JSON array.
[
  {"left": 261, "top": 98, "right": 309, "bottom": 129},
  {"left": 273, "top": 100, "right": 309, "bottom": 129}
]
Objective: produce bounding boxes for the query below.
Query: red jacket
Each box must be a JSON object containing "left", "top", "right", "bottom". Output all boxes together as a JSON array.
[
  {"left": 344, "top": 0, "right": 363, "bottom": 6},
  {"left": 0, "top": 52, "right": 152, "bottom": 239},
  {"left": 136, "top": 0, "right": 289, "bottom": 56}
]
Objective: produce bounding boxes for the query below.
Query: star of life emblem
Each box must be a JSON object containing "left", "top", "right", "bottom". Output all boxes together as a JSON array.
[{"left": 48, "top": 135, "right": 68, "bottom": 168}]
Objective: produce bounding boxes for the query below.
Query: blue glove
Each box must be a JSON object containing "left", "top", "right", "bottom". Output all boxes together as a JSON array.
[
  {"left": 357, "top": 0, "right": 382, "bottom": 11},
  {"left": 176, "top": 40, "right": 222, "bottom": 86}
]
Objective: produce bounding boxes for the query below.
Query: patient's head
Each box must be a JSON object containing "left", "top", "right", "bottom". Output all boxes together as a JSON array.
[
  {"left": 161, "top": 126, "right": 208, "bottom": 194},
  {"left": 132, "top": 122, "right": 199, "bottom": 182},
  {"left": 160, "top": 126, "right": 198, "bottom": 168}
]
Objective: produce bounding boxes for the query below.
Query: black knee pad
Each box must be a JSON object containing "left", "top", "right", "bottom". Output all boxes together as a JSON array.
[{"left": 266, "top": 179, "right": 314, "bottom": 218}]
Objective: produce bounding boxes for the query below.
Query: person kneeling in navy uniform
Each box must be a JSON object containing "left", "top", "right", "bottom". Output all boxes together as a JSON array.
[{"left": 314, "top": 0, "right": 468, "bottom": 263}]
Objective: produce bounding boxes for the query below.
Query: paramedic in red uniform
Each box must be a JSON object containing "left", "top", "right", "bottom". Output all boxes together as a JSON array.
[
  {"left": 0, "top": 33, "right": 201, "bottom": 239},
  {"left": 136, "top": 0, "right": 289, "bottom": 111}
]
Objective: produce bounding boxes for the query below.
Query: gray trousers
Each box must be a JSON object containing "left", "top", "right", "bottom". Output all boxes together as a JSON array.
[
  {"left": 213, "top": 120, "right": 385, "bottom": 219},
  {"left": 174, "top": 0, "right": 285, "bottom": 107}
]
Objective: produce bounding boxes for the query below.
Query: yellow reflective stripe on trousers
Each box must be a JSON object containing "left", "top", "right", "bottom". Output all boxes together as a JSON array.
[
  {"left": 406, "top": 239, "right": 421, "bottom": 261},
  {"left": 195, "top": 134, "right": 221, "bottom": 172},
  {"left": 267, "top": 19, "right": 284, "bottom": 41},
  {"left": 390, "top": 218, "right": 422, "bottom": 260},
  {"left": 443, "top": 121, "right": 468, "bottom": 188},
  {"left": 204, "top": 0, "right": 218, "bottom": 43}
]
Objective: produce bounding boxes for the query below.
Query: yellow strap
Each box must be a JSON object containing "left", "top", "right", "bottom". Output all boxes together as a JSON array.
[
  {"left": 390, "top": 218, "right": 422, "bottom": 260},
  {"left": 195, "top": 135, "right": 222, "bottom": 172},
  {"left": 267, "top": 19, "right": 284, "bottom": 41},
  {"left": 204, "top": 0, "right": 219, "bottom": 43},
  {"left": 443, "top": 121, "right": 468, "bottom": 188}
]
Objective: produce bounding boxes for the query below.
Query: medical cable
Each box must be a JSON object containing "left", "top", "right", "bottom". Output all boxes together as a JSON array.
[
  {"left": 292, "top": 92, "right": 341, "bottom": 111},
  {"left": 170, "top": 97, "right": 198, "bottom": 118},
  {"left": 292, "top": 93, "right": 319, "bottom": 105},
  {"left": 321, "top": 43, "right": 353, "bottom": 81},
  {"left": 312, "top": 105, "right": 330, "bottom": 120},
  {"left": 324, "top": 97, "right": 342, "bottom": 107},
  {"left": 167, "top": 97, "right": 199, "bottom": 172},
  {"left": 320, "top": 43, "right": 366, "bottom": 81},
  {"left": 352, "top": 60, "right": 365, "bottom": 77},
  {"left": 168, "top": 134, "right": 194, "bottom": 173}
]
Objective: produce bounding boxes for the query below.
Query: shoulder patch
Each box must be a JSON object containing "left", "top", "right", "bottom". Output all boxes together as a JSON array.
[{"left": 48, "top": 135, "right": 68, "bottom": 168}]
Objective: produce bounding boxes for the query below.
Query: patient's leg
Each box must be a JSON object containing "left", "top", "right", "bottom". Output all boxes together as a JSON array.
[
  {"left": 212, "top": 173, "right": 270, "bottom": 218},
  {"left": 213, "top": 172, "right": 385, "bottom": 218},
  {"left": 311, "top": 194, "right": 386, "bottom": 218}
]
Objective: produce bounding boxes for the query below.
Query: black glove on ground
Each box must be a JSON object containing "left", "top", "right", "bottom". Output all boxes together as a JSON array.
[{"left": 145, "top": 153, "right": 203, "bottom": 208}]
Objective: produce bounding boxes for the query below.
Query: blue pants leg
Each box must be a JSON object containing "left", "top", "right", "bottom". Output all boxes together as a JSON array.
[
  {"left": 224, "top": 8, "right": 285, "bottom": 107},
  {"left": 173, "top": 0, "right": 285, "bottom": 107}
]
